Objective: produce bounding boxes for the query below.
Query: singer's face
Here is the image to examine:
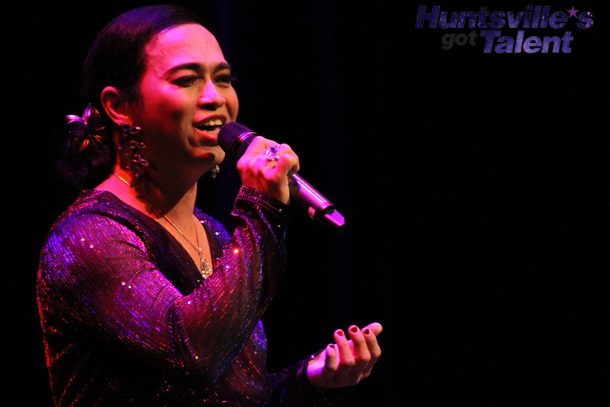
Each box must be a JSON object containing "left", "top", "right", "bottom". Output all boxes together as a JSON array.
[{"left": 131, "top": 23, "right": 239, "bottom": 170}]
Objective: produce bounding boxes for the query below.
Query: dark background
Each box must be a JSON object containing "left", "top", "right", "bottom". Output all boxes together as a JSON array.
[{"left": 13, "top": 1, "right": 606, "bottom": 406}]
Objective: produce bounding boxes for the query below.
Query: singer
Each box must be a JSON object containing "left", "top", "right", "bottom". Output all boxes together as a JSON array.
[{"left": 37, "top": 5, "right": 382, "bottom": 406}]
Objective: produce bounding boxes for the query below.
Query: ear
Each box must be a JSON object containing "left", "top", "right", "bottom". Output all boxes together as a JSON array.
[{"left": 100, "top": 86, "right": 135, "bottom": 125}]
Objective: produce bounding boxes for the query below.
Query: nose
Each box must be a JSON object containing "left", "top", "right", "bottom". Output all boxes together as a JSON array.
[{"left": 198, "top": 80, "right": 225, "bottom": 110}]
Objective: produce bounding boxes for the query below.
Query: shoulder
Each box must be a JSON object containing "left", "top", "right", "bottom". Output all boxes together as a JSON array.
[
  {"left": 38, "top": 191, "right": 159, "bottom": 289},
  {"left": 47, "top": 190, "right": 134, "bottom": 236},
  {"left": 42, "top": 190, "right": 147, "bottom": 262}
]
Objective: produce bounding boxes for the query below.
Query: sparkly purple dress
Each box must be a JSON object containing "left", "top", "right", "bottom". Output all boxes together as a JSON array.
[{"left": 37, "top": 187, "right": 330, "bottom": 406}]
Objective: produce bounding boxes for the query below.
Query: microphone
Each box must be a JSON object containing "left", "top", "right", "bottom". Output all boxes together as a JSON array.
[{"left": 218, "top": 122, "right": 345, "bottom": 228}]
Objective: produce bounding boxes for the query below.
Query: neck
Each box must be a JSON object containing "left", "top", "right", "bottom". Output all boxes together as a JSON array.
[
  {"left": 161, "top": 187, "right": 198, "bottom": 224},
  {"left": 98, "top": 166, "right": 199, "bottom": 220}
]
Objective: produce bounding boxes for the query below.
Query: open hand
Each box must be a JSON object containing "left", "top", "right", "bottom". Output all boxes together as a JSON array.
[{"left": 306, "top": 322, "right": 382, "bottom": 388}]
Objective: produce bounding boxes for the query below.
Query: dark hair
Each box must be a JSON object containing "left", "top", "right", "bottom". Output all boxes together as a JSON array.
[{"left": 59, "top": 5, "right": 203, "bottom": 189}]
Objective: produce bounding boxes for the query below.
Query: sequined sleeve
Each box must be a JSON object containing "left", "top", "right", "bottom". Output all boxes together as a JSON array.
[
  {"left": 172, "top": 186, "right": 290, "bottom": 381},
  {"left": 38, "top": 186, "right": 290, "bottom": 386},
  {"left": 269, "top": 355, "right": 350, "bottom": 406}
]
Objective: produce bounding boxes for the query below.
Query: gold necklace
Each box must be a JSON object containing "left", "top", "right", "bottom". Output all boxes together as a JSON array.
[
  {"left": 163, "top": 215, "right": 213, "bottom": 279},
  {"left": 112, "top": 172, "right": 212, "bottom": 278},
  {"left": 112, "top": 172, "right": 132, "bottom": 187}
]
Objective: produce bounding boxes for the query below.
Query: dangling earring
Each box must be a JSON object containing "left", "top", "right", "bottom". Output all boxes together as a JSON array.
[
  {"left": 209, "top": 165, "right": 220, "bottom": 179},
  {"left": 118, "top": 123, "right": 148, "bottom": 180}
]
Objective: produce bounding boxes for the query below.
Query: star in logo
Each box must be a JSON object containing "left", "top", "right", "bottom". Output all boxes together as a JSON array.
[{"left": 566, "top": 6, "right": 579, "bottom": 18}]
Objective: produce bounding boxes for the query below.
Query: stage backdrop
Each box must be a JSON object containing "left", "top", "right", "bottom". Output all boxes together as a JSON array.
[{"left": 15, "top": 1, "right": 604, "bottom": 406}]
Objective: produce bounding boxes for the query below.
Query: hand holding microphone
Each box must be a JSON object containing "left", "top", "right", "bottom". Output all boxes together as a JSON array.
[
  {"left": 219, "top": 122, "right": 345, "bottom": 228},
  {"left": 233, "top": 135, "right": 299, "bottom": 205}
]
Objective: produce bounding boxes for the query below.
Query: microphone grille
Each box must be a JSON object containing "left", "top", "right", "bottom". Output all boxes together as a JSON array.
[{"left": 218, "top": 122, "right": 258, "bottom": 159}]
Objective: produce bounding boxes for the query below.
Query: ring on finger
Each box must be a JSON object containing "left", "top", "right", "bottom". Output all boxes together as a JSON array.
[{"left": 262, "top": 144, "right": 281, "bottom": 161}]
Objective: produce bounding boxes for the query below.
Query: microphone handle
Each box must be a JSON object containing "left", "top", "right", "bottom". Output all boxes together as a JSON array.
[
  {"left": 219, "top": 123, "right": 345, "bottom": 228},
  {"left": 289, "top": 172, "right": 345, "bottom": 228}
]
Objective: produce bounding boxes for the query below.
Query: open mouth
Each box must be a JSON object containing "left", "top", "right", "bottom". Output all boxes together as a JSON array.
[{"left": 194, "top": 118, "right": 224, "bottom": 133}]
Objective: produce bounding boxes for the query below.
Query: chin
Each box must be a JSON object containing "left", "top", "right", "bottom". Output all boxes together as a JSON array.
[
  {"left": 197, "top": 146, "right": 225, "bottom": 164},
  {"left": 215, "top": 148, "right": 226, "bottom": 164}
]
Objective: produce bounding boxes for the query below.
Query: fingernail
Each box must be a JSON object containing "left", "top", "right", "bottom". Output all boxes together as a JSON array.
[
  {"left": 363, "top": 328, "right": 370, "bottom": 335},
  {"left": 350, "top": 325, "right": 359, "bottom": 334},
  {"left": 328, "top": 343, "right": 335, "bottom": 350},
  {"left": 335, "top": 329, "right": 344, "bottom": 337}
]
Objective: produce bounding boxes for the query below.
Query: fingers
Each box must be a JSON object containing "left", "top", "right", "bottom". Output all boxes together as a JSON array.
[
  {"left": 272, "top": 145, "right": 299, "bottom": 174},
  {"left": 348, "top": 325, "right": 369, "bottom": 356},
  {"left": 347, "top": 325, "right": 370, "bottom": 380},
  {"left": 321, "top": 343, "right": 338, "bottom": 381},
  {"left": 308, "top": 322, "right": 382, "bottom": 389},
  {"left": 333, "top": 329, "right": 353, "bottom": 364},
  {"left": 236, "top": 136, "right": 299, "bottom": 203},
  {"left": 335, "top": 322, "right": 382, "bottom": 385},
  {"left": 362, "top": 322, "right": 383, "bottom": 336},
  {"left": 333, "top": 329, "right": 356, "bottom": 383},
  {"left": 238, "top": 136, "right": 299, "bottom": 171},
  {"left": 361, "top": 324, "right": 382, "bottom": 377},
  {"left": 362, "top": 325, "right": 382, "bottom": 359}
]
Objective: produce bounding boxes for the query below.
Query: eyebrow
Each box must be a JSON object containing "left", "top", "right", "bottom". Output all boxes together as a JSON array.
[{"left": 165, "top": 62, "right": 232, "bottom": 76}]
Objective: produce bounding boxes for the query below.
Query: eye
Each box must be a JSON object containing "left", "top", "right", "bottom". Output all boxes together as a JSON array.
[
  {"left": 174, "top": 75, "right": 201, "bottom": 87},
  {"left": 214, "top": 74, "right": 236, "bottom": 87}
]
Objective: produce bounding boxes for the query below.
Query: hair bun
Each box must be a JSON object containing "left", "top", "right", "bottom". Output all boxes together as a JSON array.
[{"left": 66, "top": 104, "right": 106, "bottom": 152}]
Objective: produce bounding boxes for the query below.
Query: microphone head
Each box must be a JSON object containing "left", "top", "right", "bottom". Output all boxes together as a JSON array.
[{"left": 218, "top": 122, "right": 257, "bottom": 159}]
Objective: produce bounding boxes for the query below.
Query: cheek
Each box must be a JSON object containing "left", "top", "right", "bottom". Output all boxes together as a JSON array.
[
  {"left": 147, "top": 93, "right": 194, "bottom": 126},
  {"left": 159, "top": 91, "right": 192, "bottom": 112},
  {"left": 226, "top": 89, "right": 239, "bottom": 121},
  {"left": 140, "top": 79, "right": 193, "bottom": 116}
]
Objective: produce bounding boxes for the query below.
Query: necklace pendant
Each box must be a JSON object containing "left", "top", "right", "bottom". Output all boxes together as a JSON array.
[
  {"left": 200, "top": 258, "right": 213, "bottom": 279},
  {"left": 161, "top": 214, "right": 213, "bottom": 279}
]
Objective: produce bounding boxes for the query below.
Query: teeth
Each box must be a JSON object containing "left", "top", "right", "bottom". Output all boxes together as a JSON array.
[{"left": 200, "top": 119, "right": 224, "bottom": 127}]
